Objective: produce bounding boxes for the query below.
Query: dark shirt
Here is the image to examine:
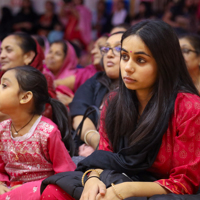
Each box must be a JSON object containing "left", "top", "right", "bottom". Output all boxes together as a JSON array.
[{"left": 69, "top": 72, "right": 108, "bottom": 125}]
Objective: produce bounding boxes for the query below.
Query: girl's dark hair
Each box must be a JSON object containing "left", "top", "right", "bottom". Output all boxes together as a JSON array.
[
  {"left": 105, "top": 20, "right": 199, "bottom": 152},
  {"left": 179, "top": 33, "right": 200, "bottom": 56},
  {"left": 10, "top": 32, "right": 37, "bottom": 54},
  {"left": 50, "top": 40, "right": 68, "bottom": 57},
  {"left": 8, "top": 66, "right": 74, "bottom": 156}
]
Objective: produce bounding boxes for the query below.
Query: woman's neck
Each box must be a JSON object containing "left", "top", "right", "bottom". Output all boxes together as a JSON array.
[
  {"left": 136, "top": 90, "right": 153, "bottom": 115},
  {"left": 110, "top": 78, "right": 119, "bottom": 90}
]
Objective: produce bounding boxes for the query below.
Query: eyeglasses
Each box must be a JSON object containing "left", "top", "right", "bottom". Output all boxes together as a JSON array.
[
  {"left": 100, "top": 46, "right": 121, "bottom": 56},
  {"left": 181, "top": 48, "right": 198, "bottom": 55}
]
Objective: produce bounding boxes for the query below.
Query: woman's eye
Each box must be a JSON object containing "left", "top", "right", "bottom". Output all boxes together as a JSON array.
[
  {"left": 2, "top": 84, "right": 7, "bottom": 88},
  {"left": 137, "top": 57, "right": 146, "bottom": 63},
  {"left": 56, "top": 52, "right": 62, "bottom": 56},
  {"left": 121, "top": 54, "right": 129, "bottom": 61},
  {"left": 181, "top": 49, "right": 190, "bottom": 54},
  {"left": 6, "top": 48, "right": 12, "bottom": 53}
]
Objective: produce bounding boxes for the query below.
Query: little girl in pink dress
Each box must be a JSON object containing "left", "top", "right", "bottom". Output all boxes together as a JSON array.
[{"left": 0, "top": 66, "right": 76, "bottom": 199}]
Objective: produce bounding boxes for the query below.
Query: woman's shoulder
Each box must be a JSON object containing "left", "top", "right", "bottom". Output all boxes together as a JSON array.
[
  {"left": 76, "top": 71, "right": 105, "bottom": 89},
  {"left": 174, "top": 92, "right": 200, "bottom": 120},
  {"left": 176, "top": 92, "right": 200, "bottom": 105},
  {"left": 88, "top": 71, "right": 104, "bottom": 81}
]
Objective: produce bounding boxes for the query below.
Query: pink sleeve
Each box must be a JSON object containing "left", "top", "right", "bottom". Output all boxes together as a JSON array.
[
  {"left": 48, "top": 129, "right": 76, "bottom": 174},
  {"left": 155, "top": 93, "right": 200, "bottom": 194}
]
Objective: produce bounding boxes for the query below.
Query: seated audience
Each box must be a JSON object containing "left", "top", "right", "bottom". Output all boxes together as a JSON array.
[
  {"left": 0, "top": 66, "right": 75, "bottom": 199},
  {"left": 37, "top": 1, "right": 60, "bottom": 37},
  {"left": 0, "top": 7, "right": 13, "bottom": 40},
  {"left": 12, "top": 0, "right": 38, "bottom": 34},
  {"left": 54, "top": 34, "right": 108, "bottom": 98},
  {"left": 0, "top": 33, "right": 56, "bottom": 119},
  {"left": 162, "top": 0, "right": 199, "bottom": 34},
  {"left": 40, "top": 20, "right": 200, "bottom": 199}
]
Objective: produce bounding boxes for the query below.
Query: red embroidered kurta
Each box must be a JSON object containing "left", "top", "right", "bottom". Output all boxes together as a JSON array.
[{"left": 99, "top": 92, "right": 200, "bottom": 195}]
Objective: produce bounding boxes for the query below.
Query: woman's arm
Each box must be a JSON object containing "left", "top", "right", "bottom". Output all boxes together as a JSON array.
[
  {"left": 54, "top": 76, "right": 76, "bottom": 91},
  {"left": 96, "top": 182, "right": 170, "bottom": 200},
  {"left": 73, "top": 115, "right": 100, "bottom": 149}
]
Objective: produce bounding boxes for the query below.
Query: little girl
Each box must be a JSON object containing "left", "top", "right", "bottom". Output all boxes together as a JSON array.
[{"left": 0, "top": 66, "right": 76, "bottom": 199}]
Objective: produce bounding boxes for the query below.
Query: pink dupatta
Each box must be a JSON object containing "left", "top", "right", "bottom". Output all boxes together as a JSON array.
[{"left": 54, "top": 41, "right": 78, "bottom": 80}]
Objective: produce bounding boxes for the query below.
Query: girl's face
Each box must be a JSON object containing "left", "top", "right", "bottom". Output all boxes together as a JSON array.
[
  {"left": 120, "top": 35, "right": 157, "bottom": 95},
  {"left": 102, "top": 33, "right": 123, "bottom": 79},
  {"left": 179, "top": 38, "right": 200, "bottom": 73},
  {"left": 0, "top": 70, "right": 21, "bottom": 114},
  {"left": 45, "top": 43, "right": 65, "bottom": 75},
  {"left": 91, "top": 36, "right": 107, "bottom": 67},
  {"left": 0, "top": 36, "right": 26, "bottom": 71}
]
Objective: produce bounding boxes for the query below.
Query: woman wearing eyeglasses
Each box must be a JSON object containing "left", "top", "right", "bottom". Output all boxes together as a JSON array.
[
  {"left": 69, "top": 31, "right": 124, "bottom": 156},
  {"left": 179, "top": 34, "right": 200, "bottom": 93}
]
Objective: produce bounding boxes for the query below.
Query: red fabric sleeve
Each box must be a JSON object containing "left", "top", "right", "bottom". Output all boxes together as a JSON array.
[{"left": 155, "top": 93, "right": 200, "bottom": 194}]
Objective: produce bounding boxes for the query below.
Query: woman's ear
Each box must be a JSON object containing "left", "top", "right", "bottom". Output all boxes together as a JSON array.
[
  {"left": 23, "top": 51, "right": 36, "bottom": 65},
  {"left": 20, "top": 91, "right": 33, "bottom": 104}
]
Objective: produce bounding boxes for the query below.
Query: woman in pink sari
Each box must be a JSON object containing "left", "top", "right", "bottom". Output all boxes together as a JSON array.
[{"left": 45, "top": 40, "right": 78, "bottom": 105}]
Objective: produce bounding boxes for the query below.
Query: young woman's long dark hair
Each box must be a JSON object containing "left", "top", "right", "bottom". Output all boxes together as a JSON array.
[
  {"left": 105, "top": 20, "right": 199, "bottom": 152},
  {"left": 8, "top": 66, "right": 74, "bottom": 156}
]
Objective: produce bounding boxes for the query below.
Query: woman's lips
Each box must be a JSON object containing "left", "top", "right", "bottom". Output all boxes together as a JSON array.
[
  {"left": 107, "top": 61, "right": 114, "bottom": 67},
  {"left": 0, "top": 61, "right": 8, "bottom": 66},
  {"left": 123, "top": 76, "right": 137, "bottom": 84}
]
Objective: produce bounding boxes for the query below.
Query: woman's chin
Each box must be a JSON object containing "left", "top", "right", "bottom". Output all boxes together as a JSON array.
[{"left": 1, "top": 65, "right": 11, "bottom": 71}]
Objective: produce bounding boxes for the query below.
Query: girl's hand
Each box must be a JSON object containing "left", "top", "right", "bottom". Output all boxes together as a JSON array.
[
  {"left": 0, "top": 184, "right": 10, "bottom": 195},
  {"left": 80, "top": 177, "right": 106, "bottom": 200}
]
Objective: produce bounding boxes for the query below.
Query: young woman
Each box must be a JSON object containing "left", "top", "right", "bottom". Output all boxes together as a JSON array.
[
  {"left": 0, "top": 66, "right": 75, "bottom": 199},
  {"left": 179, "top": 34, "right": 200, "bottom": 93},
  {"left": 40, "top": 20, "right": 200, "bottom": 199},
  {"left": 0, "top": 32, "right": 56, "bottom": 119},
  {"left": 70, "top": 31, "right": 124, "bottom": 153}
]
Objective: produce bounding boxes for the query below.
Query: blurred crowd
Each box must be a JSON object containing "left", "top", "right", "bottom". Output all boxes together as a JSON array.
[{"left": 0, "top": 0, "right": 200, "bottom": 55}]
